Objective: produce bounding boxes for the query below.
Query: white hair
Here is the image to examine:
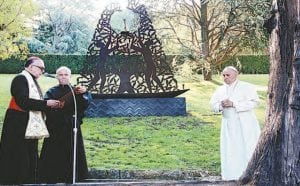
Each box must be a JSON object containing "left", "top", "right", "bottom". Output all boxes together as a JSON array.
[
  {"left": 56, "top": 66, "right": 71, "bottom": 75},
  {"left": 222, "top": 66, "right": 238, "bottom": 73}
]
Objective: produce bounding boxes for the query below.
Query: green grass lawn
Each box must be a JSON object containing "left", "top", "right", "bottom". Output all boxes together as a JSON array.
[{"left": 0, "top": 73, "right": 269, "bottom": 176}]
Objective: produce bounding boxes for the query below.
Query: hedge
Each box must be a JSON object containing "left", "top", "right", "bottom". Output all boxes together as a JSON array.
[
  {"left": 0, "top": 54, "right": 270, "bottom": 74},
  {"left": 0, "top": 55, "right": 85, "bottom": 74},
  {"left": 221, "top": 55, "right": 270, "bottom": 74}
]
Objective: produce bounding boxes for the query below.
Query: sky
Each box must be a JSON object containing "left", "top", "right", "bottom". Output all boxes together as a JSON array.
[{"left": 84, "top": 0, "right": 130, "bottom": 26}]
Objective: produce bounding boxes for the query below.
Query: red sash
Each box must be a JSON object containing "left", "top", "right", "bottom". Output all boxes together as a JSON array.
[{"left": 8, "top": 97, "right": 25, "bottom": 112}]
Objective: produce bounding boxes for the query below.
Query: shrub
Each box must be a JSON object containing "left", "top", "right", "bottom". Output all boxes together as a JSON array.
[
  {"left": 0, "top": 54, "right": 270, "bottom": 74},
  {"left": 221, "top": 55, "right": 269, "bottom": 74}
]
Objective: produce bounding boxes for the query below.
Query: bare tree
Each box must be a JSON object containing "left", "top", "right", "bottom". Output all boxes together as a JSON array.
[
  {"left": 240, "top": 0, "right": 300, "bottom": 185},
  {"left": 143, "top": 0, "right": 270, "bottom": 80}
]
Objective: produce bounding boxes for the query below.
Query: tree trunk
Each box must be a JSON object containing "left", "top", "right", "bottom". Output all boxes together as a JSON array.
[
  {"left": 240, "top": 0, "right": 300, "bottom": 185},
  {"left": 203, "top": 68, "right": 212, "bottom": 81},
  {"left": 200, "top": 1, "right": 211, "bottom": 81}
]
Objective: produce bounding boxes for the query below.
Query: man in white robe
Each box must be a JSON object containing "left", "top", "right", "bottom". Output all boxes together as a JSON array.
[{"left": 210, "top": 66, "right": 261, "bottom": 180}]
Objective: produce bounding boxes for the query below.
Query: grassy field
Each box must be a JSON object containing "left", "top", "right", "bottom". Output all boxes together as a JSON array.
[{"left": 0, "top": 73, "right": 269, "bottom": 176}]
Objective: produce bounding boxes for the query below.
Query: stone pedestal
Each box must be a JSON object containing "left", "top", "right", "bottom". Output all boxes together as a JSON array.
[{"left": 85, "top": 97, "right": 187, "bottom": 117}]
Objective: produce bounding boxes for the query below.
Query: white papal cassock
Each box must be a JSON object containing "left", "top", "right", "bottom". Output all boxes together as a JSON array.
[{"left": 210, "top": 80, "right": 261, "bottom": 180}]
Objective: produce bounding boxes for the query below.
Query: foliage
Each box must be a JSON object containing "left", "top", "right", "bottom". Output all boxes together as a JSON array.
[
  {"left": 27, "top": 1, "right": 93, "bottom": 54},
  {"left": 0, "top": 57, "right": 24, "bottom": 73},
  {"left": 236, "top": 0, "right": 271, "bottom": 50},
  {"left": 0, "top": 54, "right": 269, "bottom": 74},
  {"left": 172, "top": 54, "right": 270, "bottom": 76},
  {"left": 40, "top": 54, "right": 86, "bottom": 73},
  {"left": 0, "top": 0, "right": 37, "bottom": 60},
  {"left": 221, "top": 55, "right": 270, "bottom": 74},
  {"left": 0, "top": 55, "right": 85, "bottom": 74}
]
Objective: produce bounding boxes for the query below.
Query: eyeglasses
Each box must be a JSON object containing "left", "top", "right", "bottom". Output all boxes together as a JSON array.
[{"left": 32, "top": 65, "right": 45, "bottom": 72}]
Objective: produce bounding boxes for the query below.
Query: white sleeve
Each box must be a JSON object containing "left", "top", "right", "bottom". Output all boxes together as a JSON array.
[
  {"left": 210, "top": 88, "right": 223, "bottom": 113},
  {"left": 233, "top": 84, "right": 260, "bottom": 112}
]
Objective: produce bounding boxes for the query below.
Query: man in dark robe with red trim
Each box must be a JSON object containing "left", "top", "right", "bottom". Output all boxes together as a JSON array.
[{"left": 0, "top": 56, "right": 60, "bottom": 185}]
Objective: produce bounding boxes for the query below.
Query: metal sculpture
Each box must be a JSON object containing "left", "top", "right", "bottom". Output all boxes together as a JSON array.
[{"left": 77, "top": 1, "right": 187, "bottom": 98}]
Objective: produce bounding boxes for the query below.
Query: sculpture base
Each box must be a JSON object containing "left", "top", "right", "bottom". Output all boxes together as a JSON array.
[{"left": 85, "top": 97, "right": 187, "bottom": 117}]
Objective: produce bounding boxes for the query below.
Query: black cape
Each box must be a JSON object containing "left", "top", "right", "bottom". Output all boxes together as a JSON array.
[
  {"left": 38, "top": 85, "right": 91, "bottom": 183},
  {"left": 0, "top": 74, "right": 48, "bottom": 185}
]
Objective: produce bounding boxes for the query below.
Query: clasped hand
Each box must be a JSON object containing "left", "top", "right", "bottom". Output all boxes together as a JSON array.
[
  {"left": 74, "top": 86, "right": 86, "bottom": 94},
  {"left": 221, "top": 99, "right": 233, "bottom": 108},
  {"left": 47, "top": 99, "right": 64, "bottom": 109},
  {"left": 46, "top": 86, "right": 86, "bottom": 109}
]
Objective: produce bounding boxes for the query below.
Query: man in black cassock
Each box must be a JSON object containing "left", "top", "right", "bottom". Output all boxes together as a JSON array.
[
  {"left": 38, "top": 66, "right": 91, "bottom": 183},
  {"left": 0, "top": 56, "right": 60, "bottom": 185}
]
